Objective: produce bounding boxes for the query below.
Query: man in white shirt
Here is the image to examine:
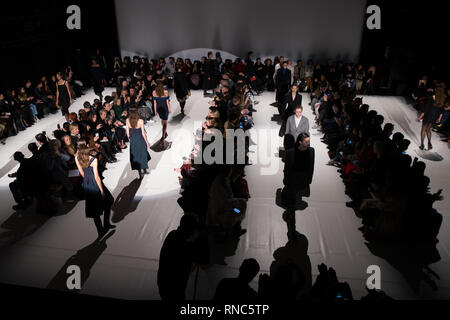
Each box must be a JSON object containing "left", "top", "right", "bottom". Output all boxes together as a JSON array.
[{"left": 285, "top": 105, "right": 310, "bottom": 141}]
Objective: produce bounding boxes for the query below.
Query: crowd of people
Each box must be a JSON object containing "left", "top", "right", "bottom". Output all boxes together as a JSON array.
[
  {"left": 5, "top": 50, "right": 444, "bottom": 299},
  {"left": 0, "top": 68, "right": 84, "bottom": 141}
]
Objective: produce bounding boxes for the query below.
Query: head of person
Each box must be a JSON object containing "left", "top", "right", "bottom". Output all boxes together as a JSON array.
[
  {"left": 61, "top": 134, "right": 72, "bottom": 147},
  {"left": 83, "top": 101, "right": 92, "bottom": 112},
  {"left": 392, "top": 132, "right": 404, "bottom": 145},
  {"left": 383, "top": 123, "right": 394, "bottom": 137},
  {"left": 129, "top": 108, "right": 140, "bottom": 128},
  {"left": 28, "top": 142, "right": 38, "bottom": 155},
  {"left": 282, "top": 61, "right": 288, "bottom": 69},
  {"left": 99, "top": 109, "right": 107, "bottom": 120},
  {"left": 56, "top": 72, "right": 64, "bottom": 81},
  {"left": 77, "top": 144, "right": 91, "bottom": 168},
  {"left": 13, "top": 151, "right": 25, "bottom": 163},
  {"left": 69, "top": 123, "right": 79, "bottom": 136},
  {"left": 178, "top": 213, "right": 199, "bottom": 239},
  {"left": 88, "top": 112, "right": 97, "bottom": 123},
  {"left": 294, "top": 105, "right": 303, "bottom": 118},
  {"left": 291, "top": 84, "right": 298, "bottom": 93},
  {"left": 207, "top": 51, "right": 213, "bottom": 59},
  {"left": 296, "top": 132, "right": 310, "bottom": 150},
  {"left": 155, "top": 80, "right": 165, "bottom": 97},
  {"left": 35, "top": 132, "right": 48, "bottom": 145},
  {"left": 238, "top": 258, "right": 260, "bottom": 283}
]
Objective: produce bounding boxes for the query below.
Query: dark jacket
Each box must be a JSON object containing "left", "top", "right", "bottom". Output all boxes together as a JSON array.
[{"left": 283, "top": 147, "right": 315, "bottom": 197}]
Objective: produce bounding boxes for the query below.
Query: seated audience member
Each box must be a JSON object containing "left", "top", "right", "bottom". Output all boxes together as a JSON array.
[{"left": 214, "top": 258, "right": 260, "bottom": 301}]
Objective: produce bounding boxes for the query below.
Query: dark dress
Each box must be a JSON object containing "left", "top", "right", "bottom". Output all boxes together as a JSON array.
[
  {"left": 174, "top": 72, "right": 189, "bottom": 102},
  {"left": 282, "top": 147, "right": 315, "bottom": 205},
  {"left": 90, "top": 65, "right": 105, "bottom": 96},
  {"left": 154, "top": 96, "right": 169, "bottom": 120},
  {"left": 129, "top": 127, "right": 150, "bottom": 170},
  {"left": 81, "top": 157, "right": 113, "bottom": 218},
  {"left": 422, "top": 97, "right": 442, "bottom": 125},
  {"left": 57, "top": 81, "right": 70, "bottom": 116}
]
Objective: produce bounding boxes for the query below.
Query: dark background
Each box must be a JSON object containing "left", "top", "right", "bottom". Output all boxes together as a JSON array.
[
  {"left": 0, "top": 0, "right": 120, "bottom": 90},
  {"left": 0, "top": 0, "right": 448, "bottom": 95},
  {"left": 360, "top": 0, "right": 449, "bottom": 94}
]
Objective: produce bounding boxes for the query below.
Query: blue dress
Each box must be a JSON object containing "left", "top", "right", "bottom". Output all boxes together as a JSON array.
[
  {"left": 129, "top": 127, "right": 150, "bottom": 170},
  {"left": 154, "top": 96, "right": 169, "bottom": 120},
  {"left": 81, "top": 157, "right": 103, "bottom": 218}
]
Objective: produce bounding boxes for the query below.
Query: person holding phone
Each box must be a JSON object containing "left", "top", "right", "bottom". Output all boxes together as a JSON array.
[{"left": 75, "top": 145, "right": 115, "bottom": 239}]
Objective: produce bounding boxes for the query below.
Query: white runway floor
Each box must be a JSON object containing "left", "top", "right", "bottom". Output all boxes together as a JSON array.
[{"left": 0, "top": 89, "right": 449, "bottom": 299}]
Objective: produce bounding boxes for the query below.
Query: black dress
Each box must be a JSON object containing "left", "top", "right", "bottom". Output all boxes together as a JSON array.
[
  {"left": 282, "top": 147, "right": 315, "bottom": 205},
  {"left": 422, "top": 97, "right": 442, "bottom": 125},
  {"left": 90, "top": 65, "right": 105, "bottom": 96},
  {"left": 81, "top": 157, "right": 112, "bottom": 218},
  {"left": 57, "top": 81, "right": 70, "bottom": 116},
  {"left": 129, "top": 127, "right": 150, "bottom": 170}
]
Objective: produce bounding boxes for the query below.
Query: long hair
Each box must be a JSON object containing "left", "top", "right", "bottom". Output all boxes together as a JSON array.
[
  {"left": 77, "top": 144, "right": 91, "bottom": 168},
  {"left": 61, "top": 135, "right": 76, "bottom": 156},
  {"left": 155, "top": 80, "right": 165, "bottom": 97},
  {"left": 129, "top": 108, "right": 140, "bottom": 128}
]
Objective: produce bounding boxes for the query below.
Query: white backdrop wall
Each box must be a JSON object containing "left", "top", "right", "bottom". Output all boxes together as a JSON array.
[{"left": 115, "top": 0, "right": 367, "bottom": 62}]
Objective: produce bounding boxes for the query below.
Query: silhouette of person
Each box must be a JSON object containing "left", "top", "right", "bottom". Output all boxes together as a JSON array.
[
  {"left": 213, "top": 258, "right": 260, "bottom": 301},
  {"left": 157, "top": 214, "right": 200, "bottom": 300}
]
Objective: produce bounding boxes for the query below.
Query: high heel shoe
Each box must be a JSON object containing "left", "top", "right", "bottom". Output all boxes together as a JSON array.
[
  {"left": 419, "top": 144, "right": 424, "bottom": 150},
  {"left": 428, "top": 142, "right": 433, "bottom": 150}
]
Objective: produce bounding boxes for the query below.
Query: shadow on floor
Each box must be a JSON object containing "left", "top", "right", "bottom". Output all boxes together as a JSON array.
[
  {"left": 414, "top": 149, "right": 444, "bottom": 161},
  {"left": 151, "top": 139, "right": 172, "bottom": 152},
  {"left": 46, "top": 230, "right": 116, "bottom": 292},
  {"left": 111, "top": 178, "right": 142, "bottom": 223},
  {"left": 0, "top": 211, "right": 49, "bottom": 248},
  {"left": 366, "top": 239, "right": 441, "bottom": 294}
]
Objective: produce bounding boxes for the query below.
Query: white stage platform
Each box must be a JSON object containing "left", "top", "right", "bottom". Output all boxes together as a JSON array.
[{"left": 0, "top": 89, "right": 449, "bottom": 299}]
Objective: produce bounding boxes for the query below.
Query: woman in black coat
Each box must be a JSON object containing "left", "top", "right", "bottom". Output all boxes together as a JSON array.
[
  {"left": 282, "top": 132, "right": 315, "bottom": 210},
  {"left": 174, "top": 65, "right": 190, "bottom": 116},
  {"left": 278, "top": 84, "right": 303, "bottom": 136}
]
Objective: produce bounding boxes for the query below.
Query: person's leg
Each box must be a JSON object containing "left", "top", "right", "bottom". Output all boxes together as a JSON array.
[
  {"left": 102, "top": 189, "right": 115, "bottom": 228},
  {"left": 426, "top": 124, "right": 433, "bottom": 149},
  {"left": 420, "top": 123, "right": 426, "bottom": 148},
  {"left": 161, "top": 120, "right": 167, "bottom": 139},
  {"left": 180, "top": 100, "right": 186, "bottom": 115},
  {"left": 93, "top": 215, "right": 104, "bottom": 237}
]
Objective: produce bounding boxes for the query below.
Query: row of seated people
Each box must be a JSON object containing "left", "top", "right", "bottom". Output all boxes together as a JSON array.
[
  {"left": 7, "top": 94, "right": 140, "bottom": 214},
  {"left": 0, "top": 68, "right": 84, "bottom": 141},
  {"left": 311, "top": 89, "right": 443, "bottom": 289},
  {"left": 176, "top": 78, "right": 256, "bottom": 240}
]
